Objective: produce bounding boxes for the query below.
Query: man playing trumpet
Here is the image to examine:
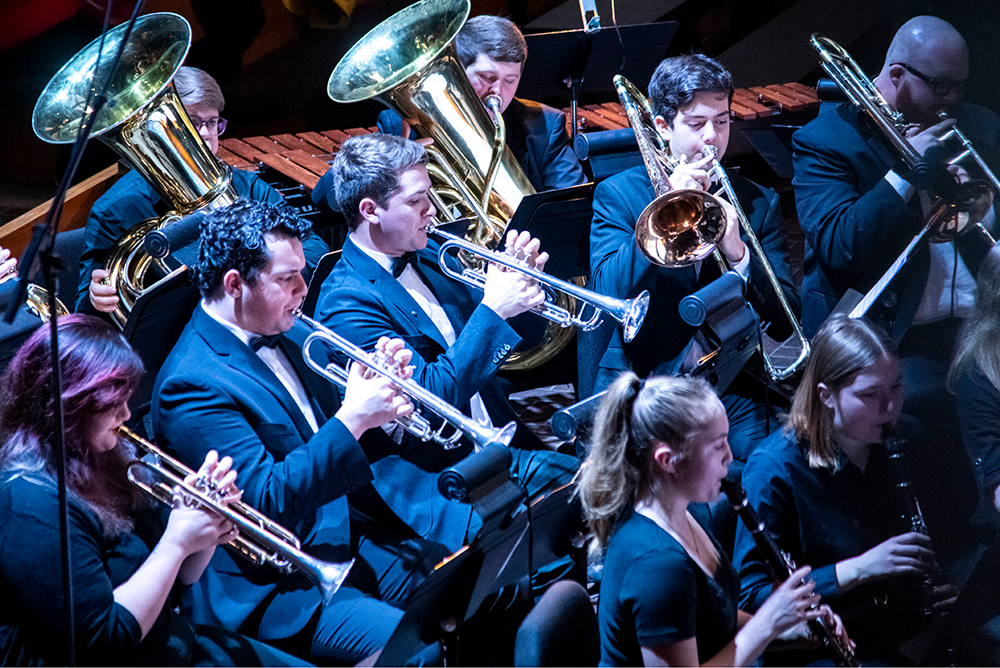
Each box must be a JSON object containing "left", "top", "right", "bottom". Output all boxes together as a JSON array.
[
  {"left": 315, "top": 133, "right": 578, "bottom": 554},
  {"left": 589, "top": 53, "right": 799, "bottom": 464},
  {"left": 153, "top": 199, "right": 450, "bottom": 664}
]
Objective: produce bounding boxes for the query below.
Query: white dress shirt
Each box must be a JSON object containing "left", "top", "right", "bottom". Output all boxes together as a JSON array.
[
  {"left": 352, "top": 237, "right": 494, "bottom": 429},
  {"left": 201, "top": 301, "right": 320, "bottom": 433}
]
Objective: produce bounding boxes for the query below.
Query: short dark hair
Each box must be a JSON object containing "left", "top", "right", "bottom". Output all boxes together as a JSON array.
[
  {"left": 196, "top": 200, "right": 312, "bottom": 299},
  {"left": 454, "top": 15, "right": 528, "bottom": 69},
  {"left": 331, "top": 134, "right": 428, "bottom": 231},
  {"left": 647, "top": 54, "right": 734, "bottom": 125}
]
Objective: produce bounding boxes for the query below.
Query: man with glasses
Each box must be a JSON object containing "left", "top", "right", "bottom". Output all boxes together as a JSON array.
[
  {"left": 77, "top": 66, "right": 329, "bottom": 316},
  {"left": 792, "top": 15, "right": 999, "bottom": 557}
]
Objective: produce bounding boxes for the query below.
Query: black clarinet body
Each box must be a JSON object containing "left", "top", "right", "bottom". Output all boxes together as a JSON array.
[
  {"left": 882, "top": 428, "right": 946, "bottom": 616},
  {"left": 721, "top": 479, "right": 859, "bottom": 667}
]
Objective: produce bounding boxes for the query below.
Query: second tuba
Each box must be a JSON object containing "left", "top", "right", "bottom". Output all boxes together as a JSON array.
[
  {"left": 32, "top": 13, "right": 239, "bottom": 328},
  {"left": 326, "top": 0, "right": 576, "bottom": 371}
]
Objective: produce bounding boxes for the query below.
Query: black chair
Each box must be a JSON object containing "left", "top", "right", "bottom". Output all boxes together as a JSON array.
[
  {"left": 513, "top": 580, "right": 599, "bottom": 667},
  {"left": 51, "top": 226, "right": 88, "bottom": 311}
]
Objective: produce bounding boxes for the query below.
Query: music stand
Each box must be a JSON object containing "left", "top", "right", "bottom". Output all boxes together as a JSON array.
[
  {"left": 122, "top": 265, "right": 200, "bottom": 423},
  {"left": 503, "top": 183, "right": 596, "bottom": 280},
  {"left": 521, "top": 22, "right": 680, "bottom": 137},
  {"left": 375, "top": 483, "right": 584, "bottom": 666}
]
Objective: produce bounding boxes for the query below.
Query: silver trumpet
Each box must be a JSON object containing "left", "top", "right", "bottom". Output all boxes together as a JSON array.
[
  {"left": 120, "top": 426, "right": 353, "bottom": 607},
  {"left": 297, "top": 313, "right": 517, "bottom": 451},
  {"left": 429, "top": 224, "right": 650, "bottom": 343}
]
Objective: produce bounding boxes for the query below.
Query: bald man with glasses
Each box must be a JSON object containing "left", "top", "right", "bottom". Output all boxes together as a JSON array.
[{"left": 792, "top": 15, "right": 1000, "bottom": 559}]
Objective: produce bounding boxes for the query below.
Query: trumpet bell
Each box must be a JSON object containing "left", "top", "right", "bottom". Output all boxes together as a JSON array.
[
  {"left": 636, "top": 189, "right": 727, "bottom": 266},
  {"left": 621, "top": 291, "right": 650, "bottom": 343}
]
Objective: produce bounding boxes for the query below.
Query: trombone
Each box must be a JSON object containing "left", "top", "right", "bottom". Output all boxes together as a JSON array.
[
  {"left": 120, "top": 426, "right": 353, "bottom": 607},
  {"left": 429, "top": 224, "right": 650, "bottom": 343},
  {"left": 614, "top": 74, "right": 810, "bottom": 381},
  {"left": 810, "top": 34, "right": 996, "bottom": 320},
  {"left": 297, "top": 313, "right": 518, "bottom": 451}
]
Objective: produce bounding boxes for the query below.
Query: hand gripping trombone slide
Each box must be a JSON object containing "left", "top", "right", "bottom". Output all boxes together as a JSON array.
[
  {"left": 429, "top": 224, "right": 650, "bottom": 343},
  {"left": 297, "top": 312, "right": 517, "bottom": 451},
  {"left": 721, "top": 478, "right": 858, "bottom": 666},
  {"left": 120, "top": 425, "right": 353, "bottom": 607}
]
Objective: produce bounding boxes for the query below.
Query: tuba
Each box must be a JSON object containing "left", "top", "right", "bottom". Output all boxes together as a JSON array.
[
  {"left": 32, "top": 13, "right": 239, "bottom": 328},
  {"left": 614, "top": 74, "right": 810, "bottom": 382},
  {"left": 810, "top": 34, "right": 996, "bottom": 321},
  {"left": 326, "top": 0, "right": 577, "bottom": 371},
  {"left": 120, "top": 426, "right": 353, "bottom": 606}
]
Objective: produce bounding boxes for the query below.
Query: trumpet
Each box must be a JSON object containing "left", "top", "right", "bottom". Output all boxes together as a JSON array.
[
  {"left": 428, "top": 224, "right": 651, "bottom": 343},
  {"left": 614, "top": 74, "right": 810, "bottom": 380},
  {"left": 297, "top": 313, "right": 518, "bottom": 451},
  {"left": 120, "top": 426, "right": 353, "bottom": 607}
]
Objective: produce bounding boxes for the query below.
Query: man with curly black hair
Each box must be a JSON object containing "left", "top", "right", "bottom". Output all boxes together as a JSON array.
[{"left": 152, "top": 199, "right": 450, "bottom": 665}]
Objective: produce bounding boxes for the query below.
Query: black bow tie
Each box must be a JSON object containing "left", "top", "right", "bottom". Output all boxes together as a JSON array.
[
  {"left": 391, "top": 252, "right": 418, "bottom": 278},
  {"left": 249, "top": 334, "right": 282, "bottom": 352}
]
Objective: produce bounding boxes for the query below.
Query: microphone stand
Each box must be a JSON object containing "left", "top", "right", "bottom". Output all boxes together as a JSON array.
[{"left": 1, "top": 3, "right": 146, "bottom": 662}]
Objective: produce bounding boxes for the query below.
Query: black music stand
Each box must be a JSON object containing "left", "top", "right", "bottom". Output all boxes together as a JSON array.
[
  {"left": 375, "top": 484, "right": 584, "bottom": 666},
  {"left": 521, "top": 22, "right": 679, "bottom": 138},
  {"left": 122, "top": 265, "right": 200, "bottom": 427},
  {"left": 502, "top": 183, "right": 596, "bottom": 280}
]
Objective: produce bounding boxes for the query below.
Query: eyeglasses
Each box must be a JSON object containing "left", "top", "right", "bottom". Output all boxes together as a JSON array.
[
  {"left": 190, "top": 116, "right": 227, "bottom": 135},
  {"left": 892, "top": 62, "right": 967, "bottom": 97}
]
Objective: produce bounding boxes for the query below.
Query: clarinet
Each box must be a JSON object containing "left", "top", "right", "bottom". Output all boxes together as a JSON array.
[
  {"left": 882, "top": 427, "right": 946, "bottom": 616},
  {"left": 722, "top": 479, "right": 858, "bottom": 666}
]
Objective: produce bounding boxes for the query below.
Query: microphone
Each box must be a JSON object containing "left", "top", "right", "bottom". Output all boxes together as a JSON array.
[{"left": 143, "top": 211, "right": 207, "bottom": 259}]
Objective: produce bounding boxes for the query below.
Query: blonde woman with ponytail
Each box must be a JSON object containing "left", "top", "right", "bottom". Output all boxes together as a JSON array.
[{"left": 579, "top": 372, "right": 838, "bottom": 667}]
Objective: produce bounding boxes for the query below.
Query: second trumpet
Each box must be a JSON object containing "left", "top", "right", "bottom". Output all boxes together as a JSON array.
[{"left": 429, "top": 224, "right": 650, "bottom": 343}]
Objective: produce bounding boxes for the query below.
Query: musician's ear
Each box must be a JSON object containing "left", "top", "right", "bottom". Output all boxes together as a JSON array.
[
  {"left": 651, "top": 441, "right": 681, "bottom": 473},
  {"left": 653, "top": 115, "right": 672, "bottom": 142},
  {"left": 887, "top": 63, "right": 907, "bottom": 89},
  {"left": 817, "top": 382, "right": 835, "bottom": 408},
  {"left": 358, "top": 198, "right": 380, "bottom": 226}
]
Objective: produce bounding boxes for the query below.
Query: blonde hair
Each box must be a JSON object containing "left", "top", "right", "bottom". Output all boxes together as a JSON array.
[{"left": 577, "top": 372, "right": 719, "bottom": 560}]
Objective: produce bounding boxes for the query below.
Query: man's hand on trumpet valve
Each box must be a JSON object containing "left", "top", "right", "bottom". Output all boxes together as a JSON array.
[
  {"left": 483, "top": 229, "right": 546, "bottom": 319},
  {"left": 337, "top": 337, "right": 415, "bottom": 439},
  {"left": 166, "top": 450, "right": 241, "bottom": 553}
]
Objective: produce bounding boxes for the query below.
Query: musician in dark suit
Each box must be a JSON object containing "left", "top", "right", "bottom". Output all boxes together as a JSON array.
[
  {"left": 589, "top": 54, "right": 798, "bottom": 461},
  {"left": 79, "top": 66, "right": 328, "bottom": 316},
  {"left": 314, "top": 133, "right": 578, "bottom": 552},
  {"left": 152, "top": 200, "right": 449, "bottom": 664},
  {"left": 313, "top": 15, "right": 586, "bottom": 215},
  {"left": 793, "top": 16, "right": 997, "bottom": 552}
]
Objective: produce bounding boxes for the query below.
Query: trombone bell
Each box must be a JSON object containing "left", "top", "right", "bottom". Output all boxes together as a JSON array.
[{"left": 636, "top": 189, "right": 728, "bottom": 266}]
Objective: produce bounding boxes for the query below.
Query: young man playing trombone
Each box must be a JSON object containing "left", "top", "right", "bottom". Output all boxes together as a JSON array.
[
  {"left": 589, "top": 53, "right": 799, "bottom": 463},
  {"left": 793, "top": 16, "right": 999, "bottom": 556},
  {"left": 152, "top": 199, "right": 450, "bottom": 665},
  {"left": 314, "top": 133, "right": 578, "bottom": 553}
]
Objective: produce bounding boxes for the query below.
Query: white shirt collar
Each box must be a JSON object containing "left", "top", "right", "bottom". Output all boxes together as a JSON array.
[
  {"left": 350, "top": 233, "right": 396, "bottom": 274},
  {"left": 201, "top": 300, "right": 259, "bottom": 348}
]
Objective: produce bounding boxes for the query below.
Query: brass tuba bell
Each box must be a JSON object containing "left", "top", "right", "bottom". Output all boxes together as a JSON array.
[
  {"left": 326, "top": 0, "right": 576, "bottom": 371},
  {"left": 32, "top": 13, "right": 238, "bottom": 328}
]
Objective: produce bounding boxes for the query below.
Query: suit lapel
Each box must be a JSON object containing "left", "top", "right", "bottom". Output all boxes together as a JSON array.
[
  {"left": 413, "top": 244, "right": 476, "bottom": 339},
  {"left": 344, "top": 237, "right": 452, "bottom": 351},
  {"left": 193, "top": 307, "right": 316, "bottom": 439}
]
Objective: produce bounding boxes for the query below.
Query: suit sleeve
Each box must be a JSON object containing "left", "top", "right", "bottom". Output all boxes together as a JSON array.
[
  {"left": 155, "top": 374, "right": 372, "bottom": 531},
  {"left": 539, "top": 109, "right": 587, "bottom": 190},
  {"left": 76, "top": 204, "right": 121, "bottom": 313},
  {"left": 589, "top": 175, "right": 656, "bottom": 299},
  {"left": 316, "top": 278, "right": 521, "bottom": 410},
  {"left": 792, "top": 116, "right": 923, "bottom": 276}
]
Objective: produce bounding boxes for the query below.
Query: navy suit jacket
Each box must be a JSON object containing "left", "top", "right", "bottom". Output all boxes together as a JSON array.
[
  {"left": 315, "top": 236, "right": 534, "bottom": 549},
  {"left": 793, "top": 101, "right": 1000, "bottom": 339},
  {"left": 152, "top": 305, "right": 375, "bottom": 641},
  {"left": 589, "top": 164, "right": 798, "bottom": 388}
]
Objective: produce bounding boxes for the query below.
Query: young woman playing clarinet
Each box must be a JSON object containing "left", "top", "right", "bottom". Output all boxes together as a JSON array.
[
  {"left": 734, "top": 314, "right": 958, "bottom": 665},
  {"left": 579, "top": 372, "right": 843, "bottom": 666}
]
